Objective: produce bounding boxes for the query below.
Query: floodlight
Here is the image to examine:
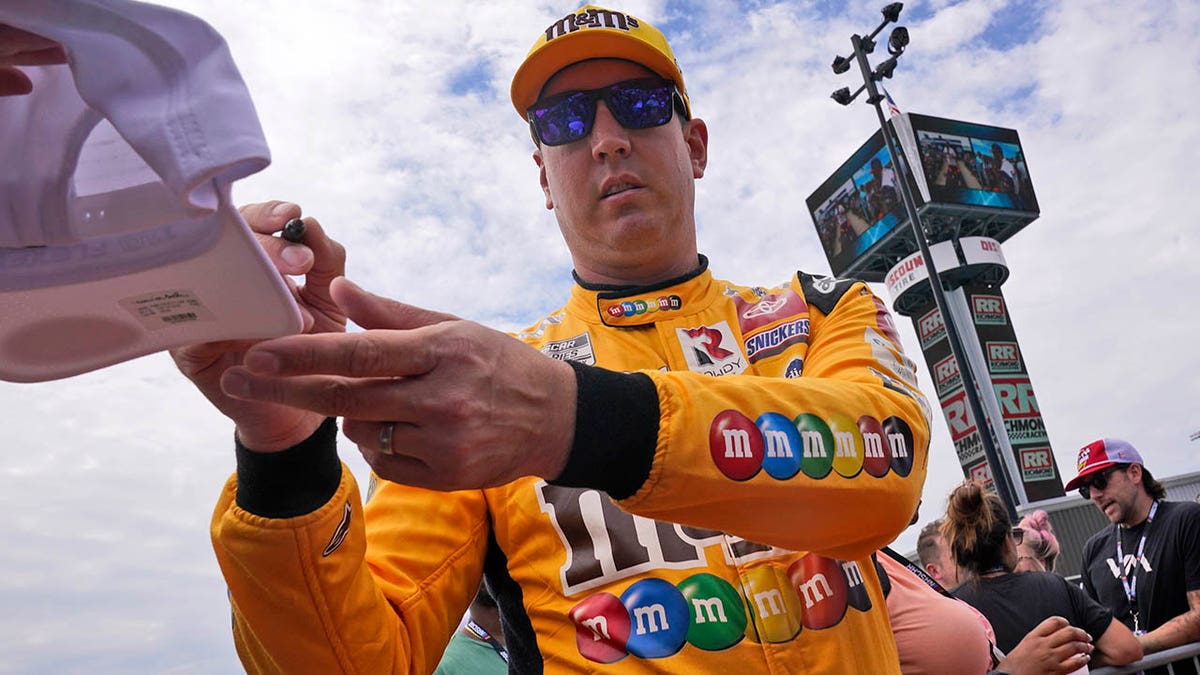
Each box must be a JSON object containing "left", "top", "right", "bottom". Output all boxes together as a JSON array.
[
  {"left": 874, "top": 56, "right": 898, "bottom": 79},
  {"left": 888, "top": 26, "right": 909, "bottom": 55},
  {"left": 881, "top": 3, "right": 903, "bottom": 23},
  {"left": 831, "top": 55, "right": 852, "bottom": 74},
  {"left": 831, "top": 87, "right": 854, "bottom": 105}
]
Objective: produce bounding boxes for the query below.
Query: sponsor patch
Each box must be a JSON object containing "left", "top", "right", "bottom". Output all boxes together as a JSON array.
[
  {"left": 864, "top": 327, "right": 919, "bottom": 388},
  {"left": 322, "top": 502, "right": 352, "bottom": 557},
  {"left": 744, "top": 318, "right": 810, "bottom": 363},
  {"left": 544, "top": 7, "right": 639, "bottom": 42},
  {"left": 541, "top": 333, "right": 596, "bottom": 365},
  {"left": 732, "top": 289, "right": 807, "bottom": 334},
  {"left": 517, "top": 312, "right": 564, "bottom": 340},
  {"left": 568, "top": 556, "right": 870, "bottom": 662},
  {"left": 784, "top": 358, "right": 804, "bottom": 379},
  {"left": 677, "top": 321, "right": 746, "bottom": 376},
  {"left": 871, "top": 297, "right": 903, "bottom": 347},
  {"left": 602, "top": 294, "right": 683, "bottom": 322},
  {"left": 708, "top": 409, "right": 916, "bottom": 482}
]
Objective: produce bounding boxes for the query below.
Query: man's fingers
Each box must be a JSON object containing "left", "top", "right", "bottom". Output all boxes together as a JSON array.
[
  {"left": 239, "top": 201, "right": 300, "bottom": 234},
  {"left": 241, "top": 330, "right": 437, "bottom": 378},
  {"left": 219, "top": 368, "right": 410, "bottom": 419},
  {"left": 0, "top": 25, "right": 67, "bottom": 61},
  {"left": 332, "top": 277, "right": 459, "bottom": 330},
  {"left": 0, "top": 66, "right": 32, "bottom": 95},
  {"left": 1029, "top": 615, "right": 1071, "bottom": 637}
]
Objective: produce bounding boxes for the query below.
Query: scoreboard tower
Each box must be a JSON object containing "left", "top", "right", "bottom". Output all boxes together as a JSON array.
[{"left": 807, "top": 112, "right": 1066, "bottom": 505}]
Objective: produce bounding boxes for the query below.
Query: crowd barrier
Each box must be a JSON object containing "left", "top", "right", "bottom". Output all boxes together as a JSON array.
[{"left": 1090, "top": 641, "right": 1200, "bottom": 675}]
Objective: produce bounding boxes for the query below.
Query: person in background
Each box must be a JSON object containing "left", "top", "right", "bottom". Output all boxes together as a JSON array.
[
  {"left": 1069, "top": 438, "right": 1200, "bottom": 674},
  {"left": 987, "top": 616, "right": 1096, "bottom": 675},
  {"left": 943, "top": 480, "right": 1142, "bottom": 668},
  {"left": 434, "top": 583, "right": 507, "bottom": 674},
  {"left": 917, "top": 518, "right": 967, "bottom": 589},
  {"left": 1015, "top": 510, "right": 1060, "bottom": 574}
]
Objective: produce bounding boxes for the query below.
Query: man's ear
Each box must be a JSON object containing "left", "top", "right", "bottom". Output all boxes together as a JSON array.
[
  {"left": 532, "top": 149, "right": 554, "bottom": 210},
  {"left": 1128, "top": 463, "right": 1143, "bottom": 486},
  {"left": 684, "top": 118, "right": 709, "bottom": 179}
]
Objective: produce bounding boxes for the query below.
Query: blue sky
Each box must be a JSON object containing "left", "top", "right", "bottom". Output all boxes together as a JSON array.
[{"left": 1, "top": 1, "right": 1198, "bottom": 672}]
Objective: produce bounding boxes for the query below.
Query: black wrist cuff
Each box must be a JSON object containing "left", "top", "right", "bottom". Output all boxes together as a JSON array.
[
  {"left": 234, "top": 417, "right": 342, "bottom": 518},
  {"left": 550, "top": 362, "right": 659, "bottom": 500}
]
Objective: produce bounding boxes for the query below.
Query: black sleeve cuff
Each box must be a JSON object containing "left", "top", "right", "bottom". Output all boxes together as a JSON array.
[
  {"left": 234, "top": 417, "right": 342, "bottom": 518},
  {"left": 549, "top": 362, "right": 659, "bottom": 500}
]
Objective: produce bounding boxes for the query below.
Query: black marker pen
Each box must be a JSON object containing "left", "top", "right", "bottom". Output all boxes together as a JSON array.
[{"left": 281, "top": 217, "right": 306, "bottom": 243}]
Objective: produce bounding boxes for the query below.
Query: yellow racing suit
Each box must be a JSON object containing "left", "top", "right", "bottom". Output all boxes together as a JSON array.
[{"left": 211, "top": 257, "right": 930, "bottom": 673}]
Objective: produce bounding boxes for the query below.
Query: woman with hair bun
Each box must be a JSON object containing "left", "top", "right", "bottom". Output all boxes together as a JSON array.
[
  {"left": 1016, "top": 509, "right": 1060, "bottom": 573},
  {"left": 942, "top": 480, "right": 1143, "bottom": 668}
]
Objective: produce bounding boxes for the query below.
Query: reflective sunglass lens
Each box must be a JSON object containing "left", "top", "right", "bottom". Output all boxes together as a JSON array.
[
  {"left": 609, "top": 85, "right": 672, "bottom": 128},
  {"left": 532, "top": 92, "right": 592, "bottom": 146}
]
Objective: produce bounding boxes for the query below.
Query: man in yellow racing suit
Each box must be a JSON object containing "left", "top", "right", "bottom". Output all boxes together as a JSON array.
[{"left": 180, "top": 5, "right": 931, "bottom": 673}]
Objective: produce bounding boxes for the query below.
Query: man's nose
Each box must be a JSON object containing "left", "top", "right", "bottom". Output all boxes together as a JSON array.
[{"left": 590, "top": 101, "right": 631, "bottom": 159}]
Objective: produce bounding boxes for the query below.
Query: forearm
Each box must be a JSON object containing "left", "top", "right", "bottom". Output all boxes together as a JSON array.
[
  {"left": 1138, "top": 609, "right": 1200, "bottom": 653},
  {"left": 551, "top": 363, "right": 927, "bottom": 558},
  {"left": 213, "top": 420, "right": 489, "bottom": 673},
  {"left": 625, "top": 369, "right": 926, "bottom": 558}
]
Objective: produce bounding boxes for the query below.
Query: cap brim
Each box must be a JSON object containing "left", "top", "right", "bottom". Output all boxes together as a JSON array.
[
  {"left": 511, "top": 30, "right": 685, "bottom": 117},
  {"left": 1063, "top": 461, "right": 1120, "bottom": 491},
  {"left": 0, "top": 194, "right": 301, "bottom": 383}
]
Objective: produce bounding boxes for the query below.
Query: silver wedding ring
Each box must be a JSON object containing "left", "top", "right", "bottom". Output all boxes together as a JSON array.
[{"left": 378, "top": 422, "right": 396, "bottom": 455}]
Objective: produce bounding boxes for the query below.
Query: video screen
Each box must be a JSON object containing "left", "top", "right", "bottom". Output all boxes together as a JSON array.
[
  {"left": 910, "top": 113, "right": 1037, "bottom": 213},
  {"left": 807, "top": 129, "right": 907, "bottom": 278}
]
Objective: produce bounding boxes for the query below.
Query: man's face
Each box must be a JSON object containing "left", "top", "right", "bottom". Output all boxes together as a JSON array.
[
  {"left": 1086, "top": 465, "right": 1141, "bottom": 525},
  {"left": 924, "top": 535, "right": 962, "bottom": 587},
  {"left": 532, "top": 59, "right": 708, "bottom": 285}
]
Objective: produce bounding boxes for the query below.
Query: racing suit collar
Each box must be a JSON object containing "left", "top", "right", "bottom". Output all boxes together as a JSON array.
[{"left": 569, "top": 255, "right": 722, "bottom": 327}]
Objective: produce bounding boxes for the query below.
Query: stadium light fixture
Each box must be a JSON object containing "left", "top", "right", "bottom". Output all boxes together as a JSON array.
[
  {"left": 874, "top": 56, "right": 898, "bottom": 80},
  {"left": 881, "top": 2, "right": 903, "bottom": 23},
  {"left": 888, "top": 26, "right": 909, "bottom": 55},
  {"left": 830, "top": 87, "right": 854, "bottom": 105}
]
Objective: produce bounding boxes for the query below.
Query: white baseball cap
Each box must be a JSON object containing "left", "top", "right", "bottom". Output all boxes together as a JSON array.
[{"left": 0, "top": 0, "right": 302, "bottom": 382}]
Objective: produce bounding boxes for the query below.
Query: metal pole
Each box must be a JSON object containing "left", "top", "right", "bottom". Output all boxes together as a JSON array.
[{"left": 849, "top": 33, "right": 1020, "bottom": 522}]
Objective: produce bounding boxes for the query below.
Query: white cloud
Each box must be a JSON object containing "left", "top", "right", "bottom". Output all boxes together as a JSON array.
[{"left": 1, "top": 1, "right": 1198, "bottom": 670}]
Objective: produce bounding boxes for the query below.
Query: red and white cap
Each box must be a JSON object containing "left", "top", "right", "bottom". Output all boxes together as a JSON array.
[
  {"left": 1064, "top": 438, "right": 1145, "bottom": 491},
  {"left": 0, "top": 0, "right": 302, "bottom": 382}
]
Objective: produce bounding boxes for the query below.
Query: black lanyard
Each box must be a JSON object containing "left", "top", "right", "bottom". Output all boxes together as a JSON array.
[
  {"left": 1114, "top": 500, "right": 1158, "bottom": 634},
  {"left": 881, "top": 546, "right": 954, "bottom": 597},
  {"left": 465, "top": 618, "right": 509, "bottom": 663}
]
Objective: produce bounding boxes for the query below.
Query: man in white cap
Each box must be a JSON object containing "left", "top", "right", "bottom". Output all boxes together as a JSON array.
[
  {"left": 1069, "top": 438, "right": 1200, "bottom": 672},
  {"left": 4, "top": 5, "right": 932, "bottom": 673}
]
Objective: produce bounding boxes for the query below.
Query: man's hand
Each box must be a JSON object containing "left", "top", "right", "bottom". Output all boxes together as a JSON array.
[
  {"left": 218, "top": 279, "right": 578, "bottom": 490},
  {"left": 995, "top": 616, "right": 1093, "bottom": 675},
  {"left": 0, "top": 25, "right": 68, "bottom": 96},
  {"left": 170, "top": 201, "right": 347, "bottom": 451}
]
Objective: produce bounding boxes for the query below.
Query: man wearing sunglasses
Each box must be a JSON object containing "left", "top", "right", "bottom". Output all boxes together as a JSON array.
[
  {"left": 1068, "top": 438, "right": 1200, "bottom": 673},
  {"left": 151, "top": 5, "right": 928, "bottom": 673}
]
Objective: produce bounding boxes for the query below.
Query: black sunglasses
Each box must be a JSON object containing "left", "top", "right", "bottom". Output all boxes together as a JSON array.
[
  {"left": 1010, "top": 527, "right": 1024, "bottom": 545},
  {"left": 1077, "top": 464, "right": 1126, "bottom": 500},
  {"left": 527, "top": 77, "right": 686, "bottom": 147}
]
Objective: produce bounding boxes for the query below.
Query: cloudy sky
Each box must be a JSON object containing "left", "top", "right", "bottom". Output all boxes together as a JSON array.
[{"left": 2, "top": 1, "right": 1198, "bottom": 672}]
